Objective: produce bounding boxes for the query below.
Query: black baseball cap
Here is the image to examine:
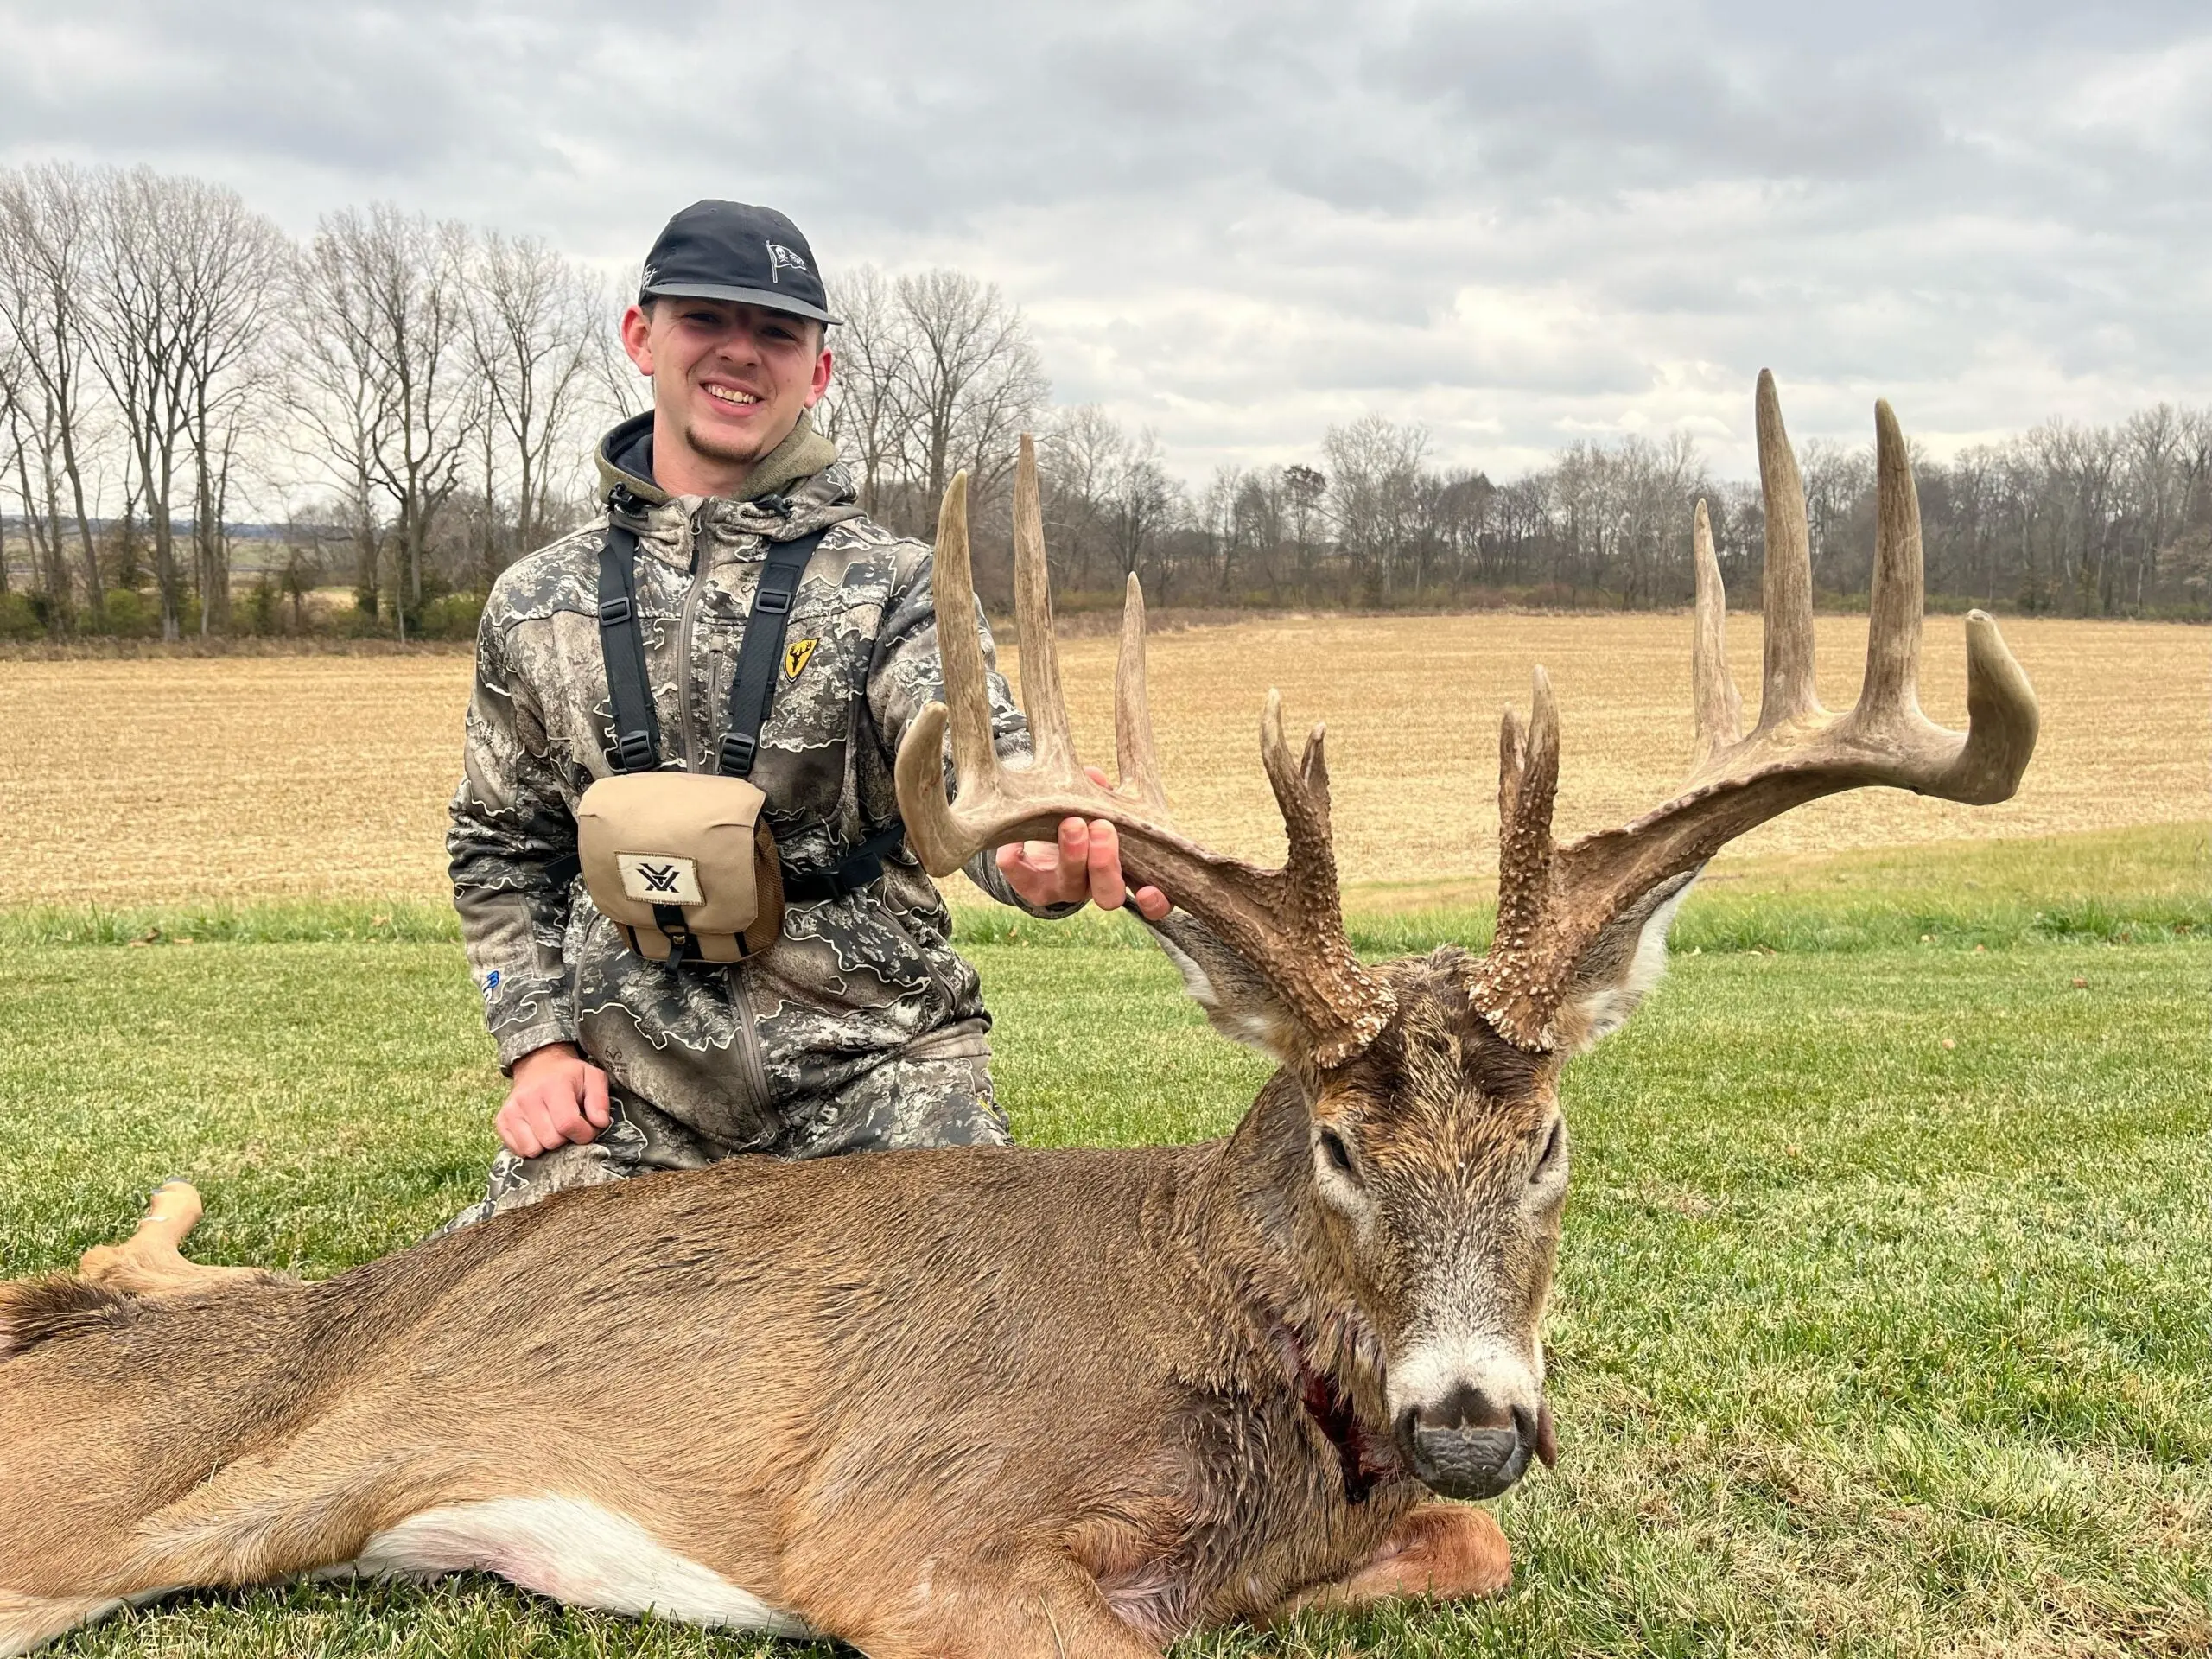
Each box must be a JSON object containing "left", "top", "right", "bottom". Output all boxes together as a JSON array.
[{"left": 638, "top": 200, "right": 840, "bottom": 326}]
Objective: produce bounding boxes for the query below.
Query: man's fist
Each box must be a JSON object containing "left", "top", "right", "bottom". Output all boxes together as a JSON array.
[{"left": 496, "top": 1042, "right": 612, "bottom": 1158}]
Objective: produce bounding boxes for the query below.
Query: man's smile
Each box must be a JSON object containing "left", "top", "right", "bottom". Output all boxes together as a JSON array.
[{"left": 702, "top": 383, "right": 762, "bottom": 409}]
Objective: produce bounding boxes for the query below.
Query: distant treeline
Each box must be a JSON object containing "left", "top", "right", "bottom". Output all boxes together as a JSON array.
[
  {"left": 1005, "top": 410, "right": 2212, "bottom": 620},
  {"left": 5, "top": 161, "right": 2206, "bottom": 645}
]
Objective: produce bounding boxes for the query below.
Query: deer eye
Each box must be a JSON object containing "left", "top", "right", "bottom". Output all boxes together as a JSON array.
[
  {"left": 1533, "top": 1117, "right": 1565, "bottom": 1179},
  {"left": 1316, "top": 1127, "right": 1356, "bottom": 1177}
]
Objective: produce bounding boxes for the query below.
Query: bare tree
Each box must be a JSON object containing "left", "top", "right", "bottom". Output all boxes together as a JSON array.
[
  {"left": 821, "top": 264, "right": 912, "bottom": 521},
  {"left": 1199, "top": 465, "right": 1246, "bottom": 594},
  {"left": 171, "top": 185, "right": 288, "bottom": 633},
  {"left": 1281, "top": 463, "right": 1326, "bottom": 601},
  {"left": 1324, "top": 415, "right": 1428, "bottom": 601},
  {"left": 284, "top": 228, "right": 389, "bottom": 621},
  {"left": 1038, "top": 403, "right": 1125, "bottom": 589},
  {"left": 0, "top": 334, "right": 31, "bottom": 597},
  {"left": 289, "top": 206, "right": 478, "bottom": 632},
  {"left": 1103, "top": 428, "right": 1185, "bottom": 594},
  {"left": 466, "top": 231, "right": 604, "bottom": 568},
  {"left": 87, "top": 168, "right": 200, "bottom": 639},
  {"left": 0, "top": 163, "right": 103, "bottom": 618},
  {"left": 894, "top": 270, "right": 1047, "bottom": 522}
]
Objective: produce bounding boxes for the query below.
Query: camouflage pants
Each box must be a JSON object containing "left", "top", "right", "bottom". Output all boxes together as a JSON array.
[{"left": 437, "top": 1048, "right": 1007, "bottom": 1233}]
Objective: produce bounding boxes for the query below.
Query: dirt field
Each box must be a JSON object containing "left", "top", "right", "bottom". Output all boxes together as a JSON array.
[{"left": 0, "top": 614, "right": 2201, "bottom": 906}]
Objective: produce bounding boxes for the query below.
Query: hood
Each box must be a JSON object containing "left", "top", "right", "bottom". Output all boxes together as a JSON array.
[{"left": 594, "top": 411, "right": 860, "bottom": 549}]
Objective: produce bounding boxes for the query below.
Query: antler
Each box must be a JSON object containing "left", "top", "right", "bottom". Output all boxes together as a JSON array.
[
  {"left": 894, "top": 435, "right": 1397, "bottom": 1065},
  {"left": 1470, "top": 372, "right": 2040, "bottom": 1050}
]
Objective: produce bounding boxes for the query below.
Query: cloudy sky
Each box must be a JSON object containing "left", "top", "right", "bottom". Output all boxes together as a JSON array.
[{"left": 3, "top": 0, "right": 2206, "bottom": 482}]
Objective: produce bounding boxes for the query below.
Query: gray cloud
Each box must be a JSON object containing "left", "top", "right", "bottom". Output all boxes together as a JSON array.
[{"left": 1, "top": 0, "right": 2204, "bottom": 480}]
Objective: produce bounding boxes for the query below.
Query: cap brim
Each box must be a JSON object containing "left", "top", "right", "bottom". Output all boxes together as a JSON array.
[{"left": 639, "top": 283, "right": 840, "bottom": 326}]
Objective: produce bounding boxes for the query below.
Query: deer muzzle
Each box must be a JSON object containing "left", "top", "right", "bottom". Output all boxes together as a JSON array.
[
  {"left": 1388, "top": 1341, "right": 1554, "bottom": 1500},
  {"left": 1396, "top": 1390, "right": 1555, "bottom": 1500}
]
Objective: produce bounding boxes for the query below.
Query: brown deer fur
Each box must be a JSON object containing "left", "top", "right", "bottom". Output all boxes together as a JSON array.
[{"left": 4, "top": 953, "right": 1537, "bottom": 1656}]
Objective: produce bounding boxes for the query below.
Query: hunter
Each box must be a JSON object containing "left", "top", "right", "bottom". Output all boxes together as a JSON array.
[{"left": 444, "top": 200, "right": 1166, "bottom": 1227}]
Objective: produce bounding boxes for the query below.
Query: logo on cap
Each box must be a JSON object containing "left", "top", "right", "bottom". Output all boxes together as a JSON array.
[{"left": 765, "top": 242, "right": 810, "bottom": 283}]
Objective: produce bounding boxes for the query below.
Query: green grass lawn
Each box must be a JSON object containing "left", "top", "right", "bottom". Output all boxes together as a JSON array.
[{"left": 3, "top": 826, "right": 2207, "bottom": 1657}]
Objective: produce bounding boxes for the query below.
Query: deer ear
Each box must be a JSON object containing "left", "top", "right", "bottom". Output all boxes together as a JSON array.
[
  {"left": 1145, "top": 911, "right": 1304, "bottom": 1065},
  {"left": 1553, "top": 868, "right": 1702, "bottom": 1056}
]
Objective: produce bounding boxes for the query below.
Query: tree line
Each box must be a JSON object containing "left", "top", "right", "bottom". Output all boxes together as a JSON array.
[
  {"left": 5, "top": 162, "right": 2208, "bottom": 643},
  {"left": 0, "top": 163, "right": 630, "bottom": 640}
]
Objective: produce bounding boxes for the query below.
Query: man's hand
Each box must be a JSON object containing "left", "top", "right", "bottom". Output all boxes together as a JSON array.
[
  {"left": 496, "top": 1042, "right": 612, "bottom": 1158},
  {"left": 995, "top": 779, "right": 1172, "bottom": 922}
]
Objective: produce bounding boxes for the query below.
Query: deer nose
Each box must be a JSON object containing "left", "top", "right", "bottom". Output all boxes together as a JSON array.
[{"left": 1398, "top": 1388, "right": 1538, "bottom": 1500}]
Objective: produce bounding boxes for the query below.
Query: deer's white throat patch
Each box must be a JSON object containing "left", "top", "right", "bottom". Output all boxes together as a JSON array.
[{"left": 343, "top": 1495, "right": 813, "bottom": 1637}]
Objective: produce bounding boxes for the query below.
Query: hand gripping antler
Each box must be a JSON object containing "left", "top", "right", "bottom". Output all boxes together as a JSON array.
[
  {"left": 894, "top": 435, "right": 1397, "bottom": 1065},
  {"left": 1469, "top": 372, "right": 2041, "bottom": 1050}
]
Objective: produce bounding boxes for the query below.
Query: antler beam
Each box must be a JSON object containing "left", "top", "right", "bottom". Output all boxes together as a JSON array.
[
  {"left": 1471, "top": 373, "right": 2040, "bottom": 1051},
  {"left": 894, "top": 436, "right": 1396, "bottom": 1065}
]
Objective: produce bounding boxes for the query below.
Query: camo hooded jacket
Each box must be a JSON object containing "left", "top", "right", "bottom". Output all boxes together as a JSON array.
[{"left": 448, "top": 412, "right": 1050, "bottom": 1152}]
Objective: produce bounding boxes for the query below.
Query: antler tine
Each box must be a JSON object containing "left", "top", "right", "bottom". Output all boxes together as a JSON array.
[
  {"left": 897, "top": 463, "right": 1103, "bottom": 874},
  {"left": 1115, "top": 574, "right": 1169, "bottom": 810},
  {"left": 1464, "top": 377, "right": 2039, "bottom": 1054},
  {"left": 894, "top": 467, "right": 1397, "bottom": 1065},
  {"left": 1012, "top": 435, "right": 1076, "bottom": 774},
  {"left": 1948, "top": 609, "right": 2039, "bottom": 804},
  {"left": 1689, "top": 498, "right": 1743, "bottom": 774},
  {"left": 1859, "top": 401, "right": 1924, "bottom": 726},
  {"left": 1256, "top": 690, "right": 1395, "bottom": 1065},
  {"left": 1469, "top": 670, "right": 1563, "bottom": 1050},
  {"left": 1755, "top": 369, "right": 1821, "bottom": 730},
  {"left": 931, "top": 471, "right": 1001, "bottom": 809},
  {"left": 1259, "top": 692, "right": 1332, "bottom": 906}
]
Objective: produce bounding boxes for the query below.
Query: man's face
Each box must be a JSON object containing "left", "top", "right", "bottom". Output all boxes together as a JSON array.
[{"left": 620, "top": 297, "right": 832, "bottom": 488}]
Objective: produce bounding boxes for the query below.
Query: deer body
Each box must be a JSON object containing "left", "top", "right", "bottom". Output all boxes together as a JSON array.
[
  {"left": 3, "top": 378, "right": 2035, "bottom": 1656},
  {"left": 3, "top": 1059, "right": 1503, "bottom": 1657}
]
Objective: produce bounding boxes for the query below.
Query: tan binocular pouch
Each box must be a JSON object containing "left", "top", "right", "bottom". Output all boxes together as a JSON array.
[{"left": 576, "top": 772, "right": 785, "bottom": 963}]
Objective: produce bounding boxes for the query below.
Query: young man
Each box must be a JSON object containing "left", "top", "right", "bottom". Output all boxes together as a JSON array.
[{"left": 444, "top": 200, "right": 1166, "bottom": 1226}]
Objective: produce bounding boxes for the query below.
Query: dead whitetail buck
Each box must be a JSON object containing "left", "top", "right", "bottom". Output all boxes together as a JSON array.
[{"left": 1, "top": 374, "right": 2035, "bottom": 1657}]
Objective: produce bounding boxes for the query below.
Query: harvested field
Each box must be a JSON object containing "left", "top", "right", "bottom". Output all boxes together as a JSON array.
[{"left": 0, "top": 614, "right": 2200, "bottom": 906}]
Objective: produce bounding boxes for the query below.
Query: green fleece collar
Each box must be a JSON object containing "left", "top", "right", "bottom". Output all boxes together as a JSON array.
[
  {"left": 737, "top": 417, "right": 841, "bottom": 504},
  {"left": 594, "top": 411, "right": 841, "bottom": 507}
]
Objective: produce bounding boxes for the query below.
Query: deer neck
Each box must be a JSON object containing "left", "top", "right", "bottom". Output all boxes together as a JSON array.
[{"left": 1185, "top": 1071, "right": 1402, "bottom": 1500}]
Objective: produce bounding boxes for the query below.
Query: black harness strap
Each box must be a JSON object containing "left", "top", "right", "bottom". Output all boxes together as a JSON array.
[
  {"left": 595, "top": 524, "right": 660, "bottom": 772},
  {"left": 780, "top": 822, "right": 909, "bottom": 904},
  {"left": 720, "top": 527, "right": 910, "bottom": 903},
  {"left": 717, "top": 528, "right": 829, "bottom": 777},
  {"left": 591, "top": 515, "right": 912, "bottom": 925}
]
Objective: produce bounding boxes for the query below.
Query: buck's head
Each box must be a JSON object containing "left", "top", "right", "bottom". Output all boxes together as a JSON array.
[
  {"left": 1149, "top": 862, "right": 1694, "bottom": 1500},
  {"left": 897, "top": 391, "right": 2037, "bottom": 1505}
]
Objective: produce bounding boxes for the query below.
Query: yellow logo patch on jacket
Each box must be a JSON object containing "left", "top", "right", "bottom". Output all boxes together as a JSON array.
[{"left": 783, "top": 638, "right": 819, "bottom": 680}]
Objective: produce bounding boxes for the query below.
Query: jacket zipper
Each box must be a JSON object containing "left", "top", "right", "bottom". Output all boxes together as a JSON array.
[
  {"left": 673, "top": 518, "right": 711, "bottom": 771},
  {"left": 728, "top": 967, "right": 775, "bottom": 1139},
  {"left": 673, "top": 509, "right": 776, "bottom": 1138}
]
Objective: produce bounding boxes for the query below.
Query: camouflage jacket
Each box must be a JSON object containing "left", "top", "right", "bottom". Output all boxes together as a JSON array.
[{"left": 448, "top": 412, "right": 1047, "bottom": 1150}]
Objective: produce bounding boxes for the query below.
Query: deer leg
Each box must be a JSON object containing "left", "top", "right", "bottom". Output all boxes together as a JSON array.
[
  {"left": 0, "top": 1588, "right": 131, "bottom": 1659},
  {"left": 1268, "top": 1502, "right": 1511, "bottom": 1621},
  {"left": 832, "top": 1560, "right": 1163, "bottom": 1659},
  {"left": 76, "top": 1183, "right": 276, "bottom": 1298}
]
